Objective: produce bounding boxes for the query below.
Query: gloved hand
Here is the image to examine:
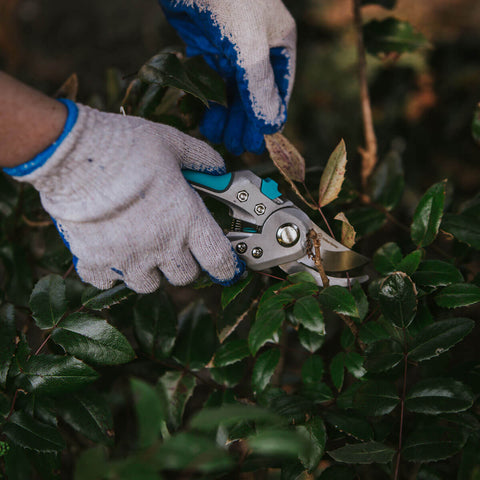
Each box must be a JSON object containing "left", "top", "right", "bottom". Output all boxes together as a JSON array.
[
  {"left": 159, "top": 0, "right": 296, "bottom": 155},
  {"left": 3, "top": 99, "right": 245, "bottom": 293}
]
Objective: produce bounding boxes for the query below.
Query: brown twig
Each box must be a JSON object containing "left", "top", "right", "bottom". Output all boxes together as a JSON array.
[
  {"left": 306, "top": 230, "right": 330, "bottom": 287},
  {"left": 352, "top": 0, "right": 378, "bottom": 189}
]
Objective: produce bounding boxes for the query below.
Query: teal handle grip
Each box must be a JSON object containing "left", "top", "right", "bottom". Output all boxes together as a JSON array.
[{"left": 182, "top": 169, "right": 232, "bottom": 192}]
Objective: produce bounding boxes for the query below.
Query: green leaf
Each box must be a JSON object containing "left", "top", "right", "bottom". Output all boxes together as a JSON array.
[
  {"left": 330, "top": 352, "right": 345, "bottom": 390},
  {"left": 365, "top": 339, "right": 404, "bottom": 372},
  {"left": 0, "top": 304, "right": 16, "bottom": 387},
  {"left": 18, "top": 355, "right": 98, "bottom": 395},
  {"left": 354, "top": 380, "right": 400, "bottom": 416},
  {"left": 344, "top": 352, "right": 366, "bottom": 379},
  {"left": 130, "top": 378, "right": 167, "bottom": 448},
  {"left": 413, "top": 260, "right": 464, "bottom": 287},
  {"left": 173, "top": 300, "right": 217, "bottom": 370},
  {"left": 213, "top": 339, "right": 250, "bottom": 367},
  {"left": 51, "top": 313, "right": 135, "bottom": 365},
  {"left": 441, "top": 212, "right": 480, "bottom": 250},
  {"left": 190, "top": 404, "right": 283, "bottom": 431},
  {"left": 138, "top": 53, "right": 209, "bottom": 106},
  {"left": 435, "top": 283, "right": 480, "bottom": 308},
  {"left": 397, "top": 250, "right": 423, "bottom": 275},
  {"left": 3, "top": 411, "right": 65, "bottom": 452},
  {"left": 318, "top": 139, "right": 347, "bottom": 207},
  {"left": 328, "top": 441, "right": 395, "bottom": 464},
  {"left": 323, "top": 411, "right": 373, "bottom": 441},
  {"left": 318, "top": 286, "right": 358, "bottom": 317},
  {"left": 411, "top": 180, "right": 447, "bottom": 247},
  {"left": 29, "top": 275, "right": 67, "bottom": 329},
  {"left": 293, "top": 296, "right": 325, "bottom": 334},
  {"left": 302, "top": 356, "right": 324, "bottom": 384},
  {"left": 133, "top": 290, "right": 177, "bottom": 358},
  {"left": 248, "top": 429, "right": 311, "bottom": 458},
  {"left": 351, "top": 282, "right": 369, "bottom": 321},
  {"left": 364, "top": 18, "right": 429, "bottom": 55},
  {"left": 210, "top": 361, "right": 246, "bottom": 388},
  {"left": 221, "top": 273, "right": 253, "bottom": 309},
  {"left": 406, "top": 378, "right": 474, "bottom": 414},
  {"left": 346, "top": 207, "right": 386, "bottom": 238},
  {"left": 402, "top": 425, "right": 468, "bottom": 462},
  {"left": 252, "top": 348, "right": 280, "bottom": 393},
  {"left": 378, "top": 273, "right": 417, "bottom": 328},
  {"left": 373, "top": 242, "right": 402, "bottom": 275},
  {"left": 249, "top": 296, "right": 286, "bottom": 355},
  {"left": 298, "top": 417, "right": 326, "bottom": 472},
  {"left": 298, "top": 326, "right": 325, "bottom": 353},
  {"left": 370, "top": 150, "right": 404, "bottom": 210},
  {"left": 409, "top": 317, "right": 475, "bottom": 362},
  {"left": 55, "top": 391, "right": 114, "bottom": 445},
  {"left": 81, "top": 284, "right": 133, "bottom": 310}
]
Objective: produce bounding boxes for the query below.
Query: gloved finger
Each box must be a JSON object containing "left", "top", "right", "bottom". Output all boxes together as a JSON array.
[
  {"left": 244, "top": 119, "right": 266, "bottom": 155},
  {"left": 159, "top": 250, "right": 201, "bottom": 286},
  {"left": 76, "top": 262, "right": 117, "bottom": 291},
  {"left": 122, "top": 267, "right": 162, "bottom": 294},
  {"left": 188, "top": 207, "right": 245, "bottom": 285},
  {"left": 223, "top": 95, "right": 246, "bottom": 156},
  {"left": 200, "top": 103, "right": 228, "bottom": 145},
  {"left": 270, "top": 47, "right": 294, "bottom": 101}
]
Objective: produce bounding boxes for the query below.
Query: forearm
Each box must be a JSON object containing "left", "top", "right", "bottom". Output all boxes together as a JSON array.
[{"left": 0, "top": 72, "right": 67, "bottom": 168}]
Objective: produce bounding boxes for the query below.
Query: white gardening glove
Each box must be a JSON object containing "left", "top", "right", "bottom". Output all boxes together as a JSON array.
[
  {"left": 159, "top": 0, "right": 296, "bottom": 154},
  {"left": 3, "top": 99, "right": 245, "bottom": 293}
]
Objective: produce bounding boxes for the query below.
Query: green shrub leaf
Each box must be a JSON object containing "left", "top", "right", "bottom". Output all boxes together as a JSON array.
[
  {"left": 298, "top": 326, "right": 325, "bottom": 353},
  {"left": 302, "top": 355, "right": 324, "bottom": 384},
  {"left": 252, "top": 348, "right": 280, "bottom": 393},
  {"left": 213, "top": 339, "right": 250, "bottom": 367},
  {"left": 354, "top": 380, "right": 400, "bottom": 416},
  {"left": 442, "top": 212, "right": 480, "bottom": 250},
  {"left": 3, "top": 411, "right": 65, "bottom": 452},
  {"left": 370, "top": 150, "right": 404, "bottom": 210},
  {"left": 81, "top": 284, "right": 133, "bottom": 310},
  {"left": 318, "top": 286, "right": 359, "bottom": 317},
  {"left": 373, "top": 242, "right": 403, "bottom": 275},
  {"left": 328, "top": 441, "right": 395, "bottom": 464},
  {"left": 346, "top": 207, "right": 386, "bottom": 238},
  {"left": 248, "top": 429, "right": 311, "bottom": 458},
  {"left": 397, "top": 250, "right": 423, "bottom": 275},
  {"left": 330, "top": 352, "right": 345, "bottom": 390},
  {"left": 365, "top": 339, "right": 404, "bottom": 372},
  {"left": 52, "top": 313, "right": 135, "bottom": 365},
  {"left": 323, "top": 411, "right": 373, "bottom": 441},
  {"left": 406, "top": 378, "right": 474, "bottom": 414},
  {"left": 344, "top": 352, "right": 365, "bottom": 379},
  {"left": 378, "top": 273, "right": 417, "bottom": 328},
  {"left": 413, "top": 260, "right": 464, "bottom": 287},
  {"left": 221, "top": 274, "right": 253, "bottom": 309},
  {"left": 409, "top": 317, "right": 475, "bottom": 362},
  {"left": 293, "top": 296, "right": 325, "bottom": 334},
  {"left": 435, "top": 283, "right": 480, "bottom": 308},
  {"left": 29, "top": 275, "right": 67, "bottom": 329},
  {"left": 411, "top": 180, "right": 446, "bottom": 247},
  {"left": 298, "top": 417, "right": 327, "bottom": 471},
  {"left": 351, "top": 282, "right": 369, "bottom": 321}
]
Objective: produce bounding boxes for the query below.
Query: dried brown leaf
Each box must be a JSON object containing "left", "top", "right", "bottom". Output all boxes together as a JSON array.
[
  {"left": 318, "top": 139, "right": 347, "bottom": 207},
  {"left": 334, "top": 212, "right": 356, "bottom": 248},
  {"left": 265, "top": 132, "right": 305, "bottom": 183},
  {"left": 54, "top": 73, "right": 79, "bottom": 101}
]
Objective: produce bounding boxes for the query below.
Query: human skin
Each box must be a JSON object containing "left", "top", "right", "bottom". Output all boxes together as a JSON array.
[{"left": 0, "top": 72, "right": 67, "bottom": 168}]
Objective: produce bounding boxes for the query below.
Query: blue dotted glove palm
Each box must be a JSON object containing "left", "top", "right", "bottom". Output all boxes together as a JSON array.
[{"left": 159, "top": 0, "right": 296, "bottom": 155}]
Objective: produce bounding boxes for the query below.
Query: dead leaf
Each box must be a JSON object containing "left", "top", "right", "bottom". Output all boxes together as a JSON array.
[
  {"left": 54, "top": 73, "right": 79, "bottom": 101},
  {"left": 318, "top": 139, "right": 347, "bottom": 207},
  {"left": 334, "top": 212, "right": 356, "bottom": 248}
]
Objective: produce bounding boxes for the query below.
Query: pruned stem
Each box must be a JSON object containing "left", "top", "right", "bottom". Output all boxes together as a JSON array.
[{"left": 307, "top": 229, "right": 330, "bottom": 287}]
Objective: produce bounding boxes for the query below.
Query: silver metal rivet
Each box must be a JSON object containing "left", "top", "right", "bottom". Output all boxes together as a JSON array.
[
  {"left": 254, "top": 204, "right": 266, "bottom": 215},
  {"left": 237, "top": 190, "right": 249, "bottom": 202},
  {"left": 276, "top": 223, "right": 300, "bottom": 247},
  {"left": 252, "top": 247, "right": 263, "bottom": 258},
  {"left": 236, "top": 242, "right": 248, "bottom": 254}
]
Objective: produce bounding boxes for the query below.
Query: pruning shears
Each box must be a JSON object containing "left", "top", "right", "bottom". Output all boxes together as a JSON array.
[{"left": 183, "top": 170, "right": 369, "bottom": 287}]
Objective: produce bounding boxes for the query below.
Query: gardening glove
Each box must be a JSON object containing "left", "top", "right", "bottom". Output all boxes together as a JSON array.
[
  {"left": 159, "top": 0, "right": 296, "bottom": 155},
  {"left": 3, "top": 99, "right": 245, "bottom": 293}
]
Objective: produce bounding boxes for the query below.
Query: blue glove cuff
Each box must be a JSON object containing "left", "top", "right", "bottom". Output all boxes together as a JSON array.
[{"left": 3, "top": 98, "right": 78, "bottom": 177}]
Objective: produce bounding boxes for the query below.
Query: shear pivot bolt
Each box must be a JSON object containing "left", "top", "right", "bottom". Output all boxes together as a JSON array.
[
  {"left": 254, "top": 204, "right": 266, "bottom": 215},
  {"left": 252, "top": 247, "right": 263, "bottom": 258},
  {"left": 236, "top": 242, "right": 248, "bottom": 254},
  {"left": 276, "top": 223, "right": 300, "bottom": 247},
  {"left": 237, "top": 190, "right": 249, "bottom": 202}
]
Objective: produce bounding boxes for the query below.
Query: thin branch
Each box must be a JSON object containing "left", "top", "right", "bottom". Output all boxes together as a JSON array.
[
  {"left": 352, "top": 0, "right": 378, "bottom": 189},
  {"left": 307, "top": 230, "right": 330, "bottom": 287}
]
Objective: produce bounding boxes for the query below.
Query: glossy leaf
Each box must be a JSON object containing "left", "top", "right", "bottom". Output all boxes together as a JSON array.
[
  {"left": 402, "top": 425, "right": 468, "bottom": 462},
  {"left": 409, "top": 317, "right": 474, "bottom": 362},
  {"left": 3, "top": 411, "right": 65, "bottom": 452},
  {"left": 221, "top": 274, "right": 253, "bottom": 309},
  {"left": 413, "top": 260, "right": 463, "bottom": 288},
  {"left": 81, "top": 284, "right": 133, "bottom": 310},
  {"left": 318, "top": 139, "right": 347, "bottom": 207},
  {"left": 248, "top": 429, "right": 310, "bottom": 458},
  {"left": 373, "top": 242, "right": 402, "bottom": 275},
  {"left": 344, "top": 352, "right": 366, "bottom": 379},
  {"left": 396, "top": 250, "right": 423, "bottom": 275},
  {"left": 328, "top": 441, "right": 395, "bottom": 464},
  {"left": 302, "top": 356, "right": 324, "bottom": 384},
  {"left": 52, "top": 313, "right": 135, "bottom": 365},
  {"left": 351, "top": 282, "right": 369, "bottom": 321},
  {"left": 133, "top": 290, "right": 177, "bottom": 358},
  {"left": 365, "top": 339, "right": 404, "bottom": 372},
  {"left": 298, "top": 326, "right": 325, "bottom": 353},
  {"left": 370, "top": 150, "right": 404, "bottom": 210},
  {"left": 378, "top": 273, "right": 417, "bottom": 328},
  {"left": 441, "top": 212, "right": 480, "bottom": 250},
  {"left": 298, "top": 417, "right": 326, "bottom": 471},
  {"left": 55, "top": 391, "right": 113, "bottom": 444},
  {"left": 293, "top": 296, "right": 325, "bottom": 334},
  {"left": 330, "top": 352, "right": 345, "bottom": 391},
  {"left": 354, "top": 380, "right": 400, "bottom": 416},
  {"left": 435, "top": 283, "right": 480, "bottom": 308},
  {"left": 318, "top": 286, "right": 358, "bottom": 317},
  {"left": 406, "top": 378, "right": 474, "bottom": 414},
  {"left": 364, "top": 18, "right": 429, "bottom": 55},
  {"left": 334, "top": 212, "right": 356, "bottom": 248},
  {"left": 411, "top": 180, "right": 446, "bottom": 247},
  {"left": 213, "top": 339, "right": 250, "bottom": 367},
  {"left": 29, "top": 274, "right": 67, "bottom": 329},
  {"left": 252, "top": 348, "right": 280, "bottom": 393},
  {"left": 0, "top": 304, "right": 16, "bottom": 387},
  {"left": 18, "top": 355, "right": 98, "bottom": 395}
]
